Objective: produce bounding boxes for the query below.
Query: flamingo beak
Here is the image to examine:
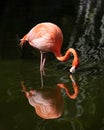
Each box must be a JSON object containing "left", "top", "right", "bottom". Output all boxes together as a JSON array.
[{"left": 69, "top": 66, "right": 76, "bottom": 73}]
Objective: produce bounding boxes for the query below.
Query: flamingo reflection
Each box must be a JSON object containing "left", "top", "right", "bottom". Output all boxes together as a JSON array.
[{"left": 21, "top": 74, "right": 79, "bottom": 119}]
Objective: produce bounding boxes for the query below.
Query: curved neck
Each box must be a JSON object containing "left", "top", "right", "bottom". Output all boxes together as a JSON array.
[
  {"left": 55, "top": 48, "right": 79, "bottom": 67},
  {"left": 57, "top": 83, "right": 78, "bottom": 99}
]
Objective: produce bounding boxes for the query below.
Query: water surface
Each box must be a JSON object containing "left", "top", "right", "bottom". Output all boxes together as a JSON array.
[{"left": 0, "top": 59, "right": 104, "bottom": 130}]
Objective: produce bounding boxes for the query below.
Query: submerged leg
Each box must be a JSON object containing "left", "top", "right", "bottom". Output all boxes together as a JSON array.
[{"left": 40, "top": 71, "right": 44, "bottom": 88}]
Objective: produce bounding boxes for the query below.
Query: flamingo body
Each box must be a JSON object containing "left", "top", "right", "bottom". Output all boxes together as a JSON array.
[
  {"left": 20, "top": 22, "right": 79, "bottom": 73},
  {"left": 21, "top": 22, "right": 63, "bottom": 54}
]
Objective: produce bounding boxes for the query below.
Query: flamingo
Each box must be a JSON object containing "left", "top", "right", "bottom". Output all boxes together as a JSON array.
[{"left": 20, "top": 22, "right": 79, "bottom": 74}]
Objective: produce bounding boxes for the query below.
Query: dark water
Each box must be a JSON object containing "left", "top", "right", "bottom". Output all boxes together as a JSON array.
[
  {"left": 0, "top": 59, "right": 104, "bottom": 130},
  {"left": 0, "top": 0, "right": 104, "bottom": 130}
]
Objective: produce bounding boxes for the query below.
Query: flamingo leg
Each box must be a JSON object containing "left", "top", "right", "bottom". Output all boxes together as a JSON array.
[
  {"left": 40, "top": 51, "right": 46, "bottom": 75},
  {"left": 40, "top": 52, "right": 46, "bottom": 87}
]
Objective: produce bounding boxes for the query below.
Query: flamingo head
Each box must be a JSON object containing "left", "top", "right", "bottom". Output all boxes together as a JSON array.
[
  {"left": 69, "top": 66, "right": 76, "bottom": 73},
  {"left": 70, "top": 57, "right": 80, "bottom": 73}
]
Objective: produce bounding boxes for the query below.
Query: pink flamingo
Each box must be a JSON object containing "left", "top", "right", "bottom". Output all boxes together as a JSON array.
[{"left": 20, "top": 22, "right": 79, "bottom": 74}]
